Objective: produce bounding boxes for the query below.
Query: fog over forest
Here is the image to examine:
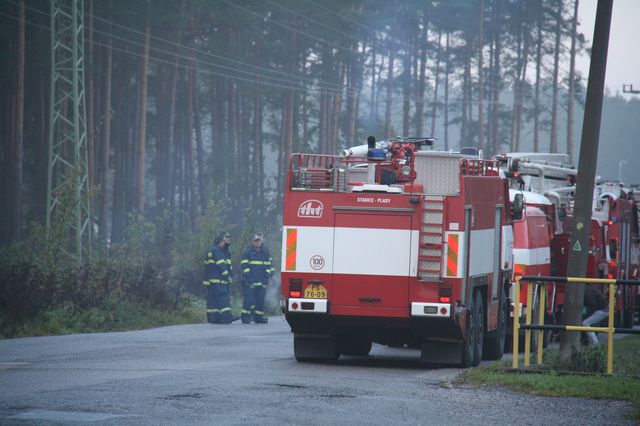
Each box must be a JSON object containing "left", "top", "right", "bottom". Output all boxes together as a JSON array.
[{"left": 0, "top": 0, "right": 638, "bottom": 334}]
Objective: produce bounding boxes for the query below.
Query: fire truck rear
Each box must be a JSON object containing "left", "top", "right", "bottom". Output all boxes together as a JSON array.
[{"left": 280, "top": 138, "right": 516, "bottom": 366}]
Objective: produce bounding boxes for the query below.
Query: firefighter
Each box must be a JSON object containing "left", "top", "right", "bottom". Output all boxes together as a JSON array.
[
  {"left": 204, "top": 233, "right": 238, "bottom": 324},
  {"left": 240, "top": 233, "right": 273, "bottom": 324}
]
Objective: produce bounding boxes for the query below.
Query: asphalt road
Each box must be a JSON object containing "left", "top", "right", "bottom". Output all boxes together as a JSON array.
[{"left": 0, "top": 316, "right": 634, "bottom": 425}]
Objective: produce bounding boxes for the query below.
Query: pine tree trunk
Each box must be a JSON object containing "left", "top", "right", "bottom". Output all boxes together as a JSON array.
[
  {"left": 194, "top": 71, "right": 206, "bottom": 213},
  {"left": 369, "top": 42, "right": 376, "bottom": 126},
  {"left": 567, "top": 0, "right": 579, "bottom": 163},
  {"left": 489, "top": 0, "right": 502, "bottom": 155},
  {"left": 185, "top": 59, "right": 196, "bottom": 229},
  {"left": 135, "top": 10, "right": 150, "bottom": 211},
  {"left": 443, "top": 33, "right": 450, "bottom": 150},
  {"left": 86, "top": 0, "right": 95, "bottom": 191},
  {"left": 478, "top": 0, "right": 485, "bottom": 152},
  {"left": 550, "top": 0, "right": 562, "bottom": 154},
  {"left": 416, "top": 20, "right": 427, "bottom": 137},
  {"left": 515, "top": 19, "right": 531, "bottom": 153},
  {"left": 402, "top": 51, "right": 411, "bottom": 137},
  {"left": 99, "top": 13, "right": 113, "bottom": 241},
  {"left": 430, "top": 29, "right": 442, "bottom": 138},
  {"left": 384, "top": 52, "right": 394, "bottom": 139},
  {"left": 533, "top": 5, "right": 543, "bottom": 153},
  {"left": 12, "top": 0, "right": 25, "bottom": 241}
]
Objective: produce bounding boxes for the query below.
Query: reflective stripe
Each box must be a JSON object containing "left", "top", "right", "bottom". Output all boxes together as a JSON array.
[
  {"left": 209, "top": 279, "right": 229, "bottom": 284},
  {"left": 221, "top": 271, "right": 229, "bottom": 276},
  {"left": 215, "top": 259, "right": 226, "bottom": 265},
  {"left": 249, "top": 261, "right": 268, "bottom": 265},
  {"left": 206, "top": 309, "right": 219, "bottom": 313},
  {"left": 202, "top": 280, "right": 210, "bottom": 286},
  {"left": 219, "top": 307, "right": 231, "bottom": 313},
  {"left": 254, "top": 310, "right": 264, "bottom": 315},
  {"left": 252, "top": 282, "right": 265, "bottom": 287},
  {"left": 241, "top": 309, "right": 251, "bottom": 314},
  {"left": 240, "top": 260, "right": 249, "bottom": 264},
  {"left": 242, "top": 268, "right": 250, "bottom": 273}
]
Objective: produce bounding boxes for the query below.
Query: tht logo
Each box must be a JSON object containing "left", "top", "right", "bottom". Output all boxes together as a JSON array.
[{"left": 298, "top": 200, "right": 323, "bottom": 218}]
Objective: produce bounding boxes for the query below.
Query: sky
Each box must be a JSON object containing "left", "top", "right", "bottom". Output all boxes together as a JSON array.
[{"left": 576, "top": 0, "right": 640, "bottom": 97}]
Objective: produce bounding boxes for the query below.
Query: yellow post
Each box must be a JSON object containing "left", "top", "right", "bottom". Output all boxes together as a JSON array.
[
  {"left": 512, "top": 277, "right": 520, "bottom": 369},
  {"left": 537, "top": 282, "right": 546, "bottom": 365},
  {"left": 524, "top": 281, "right": 533, "bottom": 366},
  {"left": 606, "top": 283, "right": 615, "bottom": 375}
]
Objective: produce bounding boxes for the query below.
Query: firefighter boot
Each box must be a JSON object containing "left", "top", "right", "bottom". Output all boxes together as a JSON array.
[
  {"left": 254, "top": 314, "right": 268, "bottom": 324},
  {"left": 240, "top": 312, "right": 252, "bottom": 324}
]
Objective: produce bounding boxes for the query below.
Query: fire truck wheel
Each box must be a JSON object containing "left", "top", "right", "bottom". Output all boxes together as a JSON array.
[
  {"left": 460, "top": 293, "right": 475, "bottom": 368},
  {"left": 483, "top": 285, "right": 507, "bottom": 361},
  {"left": 472, "top": 290, "right": 485, "bottom": 367},
  {"left": 339, "top": 338, "right": 372, "bottom": 357}
]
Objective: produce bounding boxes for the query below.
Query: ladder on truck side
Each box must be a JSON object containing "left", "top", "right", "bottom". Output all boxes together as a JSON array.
[{"left": 418, "top": 195, "right": 445, "bottom": 280}]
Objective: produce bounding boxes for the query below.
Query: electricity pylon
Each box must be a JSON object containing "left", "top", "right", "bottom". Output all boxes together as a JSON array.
[{"left": 46, "top": 0, "right": 91, "bottom": 262}]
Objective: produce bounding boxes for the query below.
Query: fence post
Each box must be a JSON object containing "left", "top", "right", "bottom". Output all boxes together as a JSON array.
[
  {"left": 607, "top": 283, "right": 615, "bottom": 374},
  {"left": 512, "top": 277, "right": 521, "bottom": 369},
  {"left": 524, "top": 281, "right": 533, "bottom": 366},
  {"left": 537, "top": 282, "right": 546, "bottom": 365}
]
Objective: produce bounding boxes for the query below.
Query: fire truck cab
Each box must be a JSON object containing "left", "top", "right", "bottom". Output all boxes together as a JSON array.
[{"left": 281, "top": 138, "right": 516, "bottom": 366}]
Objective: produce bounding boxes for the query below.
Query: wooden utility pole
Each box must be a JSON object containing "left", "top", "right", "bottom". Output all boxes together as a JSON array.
[{"left": 560, "top": 0, "right": 613, "bottom": 359}]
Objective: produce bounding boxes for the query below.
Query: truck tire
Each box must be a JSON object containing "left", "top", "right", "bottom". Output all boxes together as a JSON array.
[
  {"left": 294, "top": 334, "right": 340, "bottom": 362},
  {"left": 472, "top": 290, "right": 485, "bottom": 367},
  {"left": 460, "top": 289, "right": 483, "bottom": 367},
  {"left": 340, "top": 338, "right": 372, "bottom": 356},
  {"left": 460, "top": 292, "right": 475, "bottom": 368},
  {"left": 483, "top": 285, "right": 507, "bottom": 361}
]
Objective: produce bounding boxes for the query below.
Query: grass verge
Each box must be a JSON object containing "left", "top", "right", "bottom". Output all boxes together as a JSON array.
[
  {"left": 457, "top": 336, "right": 640, "bottom": 421},
  {"left": 0, "top": 294, "right": 205, "bottom": 338}
]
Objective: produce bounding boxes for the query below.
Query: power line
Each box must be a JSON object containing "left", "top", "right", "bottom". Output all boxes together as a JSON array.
[
  {"left": 218, "top": 0, "right": 363, "bottom": 58},
  {"left": 0, "top": 11, "right": 349, "bottom": 96},
  {"left": 9, "top": 0, "right": 349, "bottom": 94}
]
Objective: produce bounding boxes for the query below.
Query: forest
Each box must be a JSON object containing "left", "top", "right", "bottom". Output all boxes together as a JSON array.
[{"left": 1, "top": 0, "right": 639, "bottom": 335}]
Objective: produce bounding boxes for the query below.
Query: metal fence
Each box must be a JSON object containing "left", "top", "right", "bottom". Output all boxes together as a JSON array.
[{"left": 512, "top": 275, "right": 640, "bottom": 374}]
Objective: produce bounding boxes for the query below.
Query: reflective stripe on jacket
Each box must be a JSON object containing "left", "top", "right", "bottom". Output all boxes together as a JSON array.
[
  {"left": 240, "top": 245, "right": 273, "bottom": 285},
  {"left": 203, "top": 245, "right": 231, "bottom": 285}
]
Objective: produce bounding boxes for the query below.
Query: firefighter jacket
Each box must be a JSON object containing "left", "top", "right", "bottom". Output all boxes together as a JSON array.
[
  {"left": 203, "top": 245, "right": 232, "bottom": 285},
  {"left": 240, "top": 245, "right": 273, "bottom": 286},
  {"left": 223, "top": 244, "right": 233, "bottom": 279}
]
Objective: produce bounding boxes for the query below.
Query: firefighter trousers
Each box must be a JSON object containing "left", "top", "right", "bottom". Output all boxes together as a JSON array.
[
  {"left": 206, "top": 285, "right": 219, "bottom": 324},
  {"left": 241, "top": 283, "right": 255, "bottom": 323},
  {"left": 241, "top": 283, "right": 266, "bottom": 323},
  {"left": 207, "top": 284, "right": 233, "bottom": 324}
]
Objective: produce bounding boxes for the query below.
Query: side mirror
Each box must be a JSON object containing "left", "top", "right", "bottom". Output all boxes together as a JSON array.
[{"left": 512, "top": 193, "right": 524, "bottom": 220}]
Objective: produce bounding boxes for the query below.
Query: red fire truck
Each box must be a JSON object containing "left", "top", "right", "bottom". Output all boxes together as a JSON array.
[
  {"left": 280, "top": 138, "right": 519, "bottom": 366},
  {"left": 497, "top": 153, "right": 639, "bottom": 327}
]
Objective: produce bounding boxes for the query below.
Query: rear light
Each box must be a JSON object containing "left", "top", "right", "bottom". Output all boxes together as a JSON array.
[
  {"left": 608, "top": 274, "right": 614, "bottom": 279},
  {"left": 289, "top": 278, "right": 302, "bottom": 298},
  {"left": 440, "top": 307, "right": 448, "bottom": 315},
  {"left": 291, "top": 302, "right": 299, "bottom": 310},
  {"left": 439, "top": 285, "right": 452, "bottom": 305}
]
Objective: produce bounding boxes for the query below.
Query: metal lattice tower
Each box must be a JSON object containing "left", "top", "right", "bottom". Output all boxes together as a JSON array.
[{"left": 46, "top": 0, "right": 91, "bottom": 262}]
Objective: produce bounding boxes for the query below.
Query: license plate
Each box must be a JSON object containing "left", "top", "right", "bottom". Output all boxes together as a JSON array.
[{"left": 304, "top": 284, "right": 327, "bottom": 299}]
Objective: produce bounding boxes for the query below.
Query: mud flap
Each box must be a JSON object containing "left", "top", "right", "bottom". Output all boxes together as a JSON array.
[
  {"left": 420, "top": 339, "right": 463, "bottom": 364},
  {"left": 294, "top": 333, "right": 339, "bottom": 360}
]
